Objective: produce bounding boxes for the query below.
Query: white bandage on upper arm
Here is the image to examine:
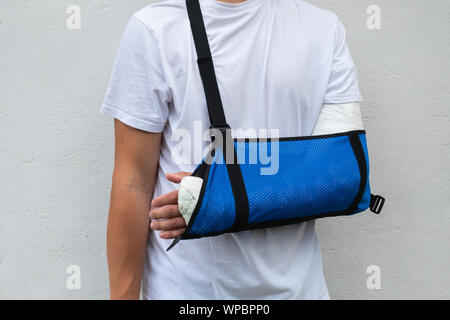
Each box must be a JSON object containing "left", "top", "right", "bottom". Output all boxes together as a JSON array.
[{"left": 312, "top": 102, "right": 364, "bottom": 135}]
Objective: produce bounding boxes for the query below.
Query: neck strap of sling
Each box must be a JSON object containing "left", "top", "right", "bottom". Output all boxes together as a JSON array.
[
  {"left": 186, "top": 0, "right": 229, "bottom": 130},
  {"left": 186, "top": 0, "right": 250, "bottom": 228}
]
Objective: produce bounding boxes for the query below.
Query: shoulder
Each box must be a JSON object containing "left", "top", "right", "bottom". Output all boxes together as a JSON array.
[
  {"left": 132, "top": 0, "right": 187, "bottom": 34},
  {"left": 275, "top": 0, "right": 341, "bottom": 37},
  {"left": 293, "top": 0, "right": 339, "bottom": 24},
  {"left": 280, "top": 0, "right": 344, "bottom": 48}
]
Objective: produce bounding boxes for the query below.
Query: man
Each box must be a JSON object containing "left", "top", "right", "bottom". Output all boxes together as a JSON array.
[{"left": 101, "top": 0, "right": 362, "bottom": 299}]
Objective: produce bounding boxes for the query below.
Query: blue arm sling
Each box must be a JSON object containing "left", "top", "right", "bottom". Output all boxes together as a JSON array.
[{"left": 168, "top": 0, "right": 385, "bottom": 250}]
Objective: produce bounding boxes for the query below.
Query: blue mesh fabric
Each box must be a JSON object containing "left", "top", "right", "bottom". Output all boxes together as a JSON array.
[
  {"left": 189, "top": 133, "right": 370, "bottom": 236},
  {"left": 238, "top": 135, "right": 361, "bottom": 224},
  {"left": 189, "top": 148, "right": 236, "bottom": 235}
]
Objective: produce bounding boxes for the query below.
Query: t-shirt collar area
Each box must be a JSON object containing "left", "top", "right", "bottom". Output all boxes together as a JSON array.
[{"left": 202, "top": 0, "right": 266, "bottom": 11}]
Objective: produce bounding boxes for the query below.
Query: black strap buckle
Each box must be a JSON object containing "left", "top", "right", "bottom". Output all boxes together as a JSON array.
[
  {"left": 370, "top": 194, "right": 385, "bottom": 214},
  {"left": 209, "top": 124, "right": 231, "bottom": 141}
]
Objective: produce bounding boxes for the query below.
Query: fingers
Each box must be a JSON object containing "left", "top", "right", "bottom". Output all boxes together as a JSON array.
[
  {"left": 151, "top": 190, "right": 178, "bottom": 207},
  {"left": 160, "top": 228, "right": 186, "bottom": 239},
  {"left": 150, "top": 204, "right": 181, "bottom": 220},
  {"left": 150, "top": 206, "right": 186, "bottom": 239},
  {"left": 151, "top": 171, "right": 192, "bottom": 207},
  {"left": 150, "top": 216, "right": 186, "bottom": 232},
  {"left": 166, "top": 171, "right": 192, "bottom": 184},
  {"left": 148, "top": 171, "right": 192, "bottom": 241}
]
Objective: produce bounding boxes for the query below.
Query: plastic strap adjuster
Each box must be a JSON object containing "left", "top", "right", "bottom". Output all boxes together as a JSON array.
[
  {"left": 370, "top": 194, "right": 385, "bottom": 214},
  {"left": 209, "top": 124, "right": 231, "bottom": 142}
]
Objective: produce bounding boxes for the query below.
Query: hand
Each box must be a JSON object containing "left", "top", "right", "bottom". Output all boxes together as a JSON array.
[{"left": 149, "top": 172, "right": 191, "bottom": 239}]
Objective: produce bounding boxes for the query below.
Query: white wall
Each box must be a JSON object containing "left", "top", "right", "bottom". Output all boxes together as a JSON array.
[{"left": 0, "top": 0, "right": 449, "bottom": 299}]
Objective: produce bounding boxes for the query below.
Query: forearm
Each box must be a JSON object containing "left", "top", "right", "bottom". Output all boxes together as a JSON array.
[{"left": 106, "top": 174, "right": 153, "bottom": 299}]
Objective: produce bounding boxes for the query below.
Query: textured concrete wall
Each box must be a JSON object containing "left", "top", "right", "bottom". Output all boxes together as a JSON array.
[{"left": 0, "top": 0, "right": 449, "bottom": 299}]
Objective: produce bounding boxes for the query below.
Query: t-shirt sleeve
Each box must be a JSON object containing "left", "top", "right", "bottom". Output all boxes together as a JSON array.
[
  {"left": 323, "top": 18, "right": 363, "bottom": 104},
  {"left": 100, "top": 16, "right": 170, "bottom": 132}
]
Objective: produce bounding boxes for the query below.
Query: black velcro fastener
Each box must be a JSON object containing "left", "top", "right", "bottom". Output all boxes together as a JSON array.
[
  {"left": 220, "top": 130, "right": 249, "bottom": 229},
  {"left": 197, "top": 57, "right": 228, "bottom": 128},
  {"left": 347, "top": 133, "right": 368, "bottom": 212},
  {"left": 186, "top": 0, "right": 228, "bottom": 128}
]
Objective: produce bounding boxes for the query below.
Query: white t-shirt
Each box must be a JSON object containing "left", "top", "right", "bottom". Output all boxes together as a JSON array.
[{"left": 101, "top": 0, "right": 362, "bottom": 300}]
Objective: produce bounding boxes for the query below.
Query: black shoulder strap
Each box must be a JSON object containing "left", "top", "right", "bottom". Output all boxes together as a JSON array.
[
  {"left": 185, "top": 0, "right": 250, "bottom": 229},
  {"left": 186, "top": 0, "right": 229, "bottom": 129}
]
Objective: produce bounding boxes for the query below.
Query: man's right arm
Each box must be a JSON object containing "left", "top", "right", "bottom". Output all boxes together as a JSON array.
[{"left": 106, "top": 119, "right": 161, "bottom": 300}]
